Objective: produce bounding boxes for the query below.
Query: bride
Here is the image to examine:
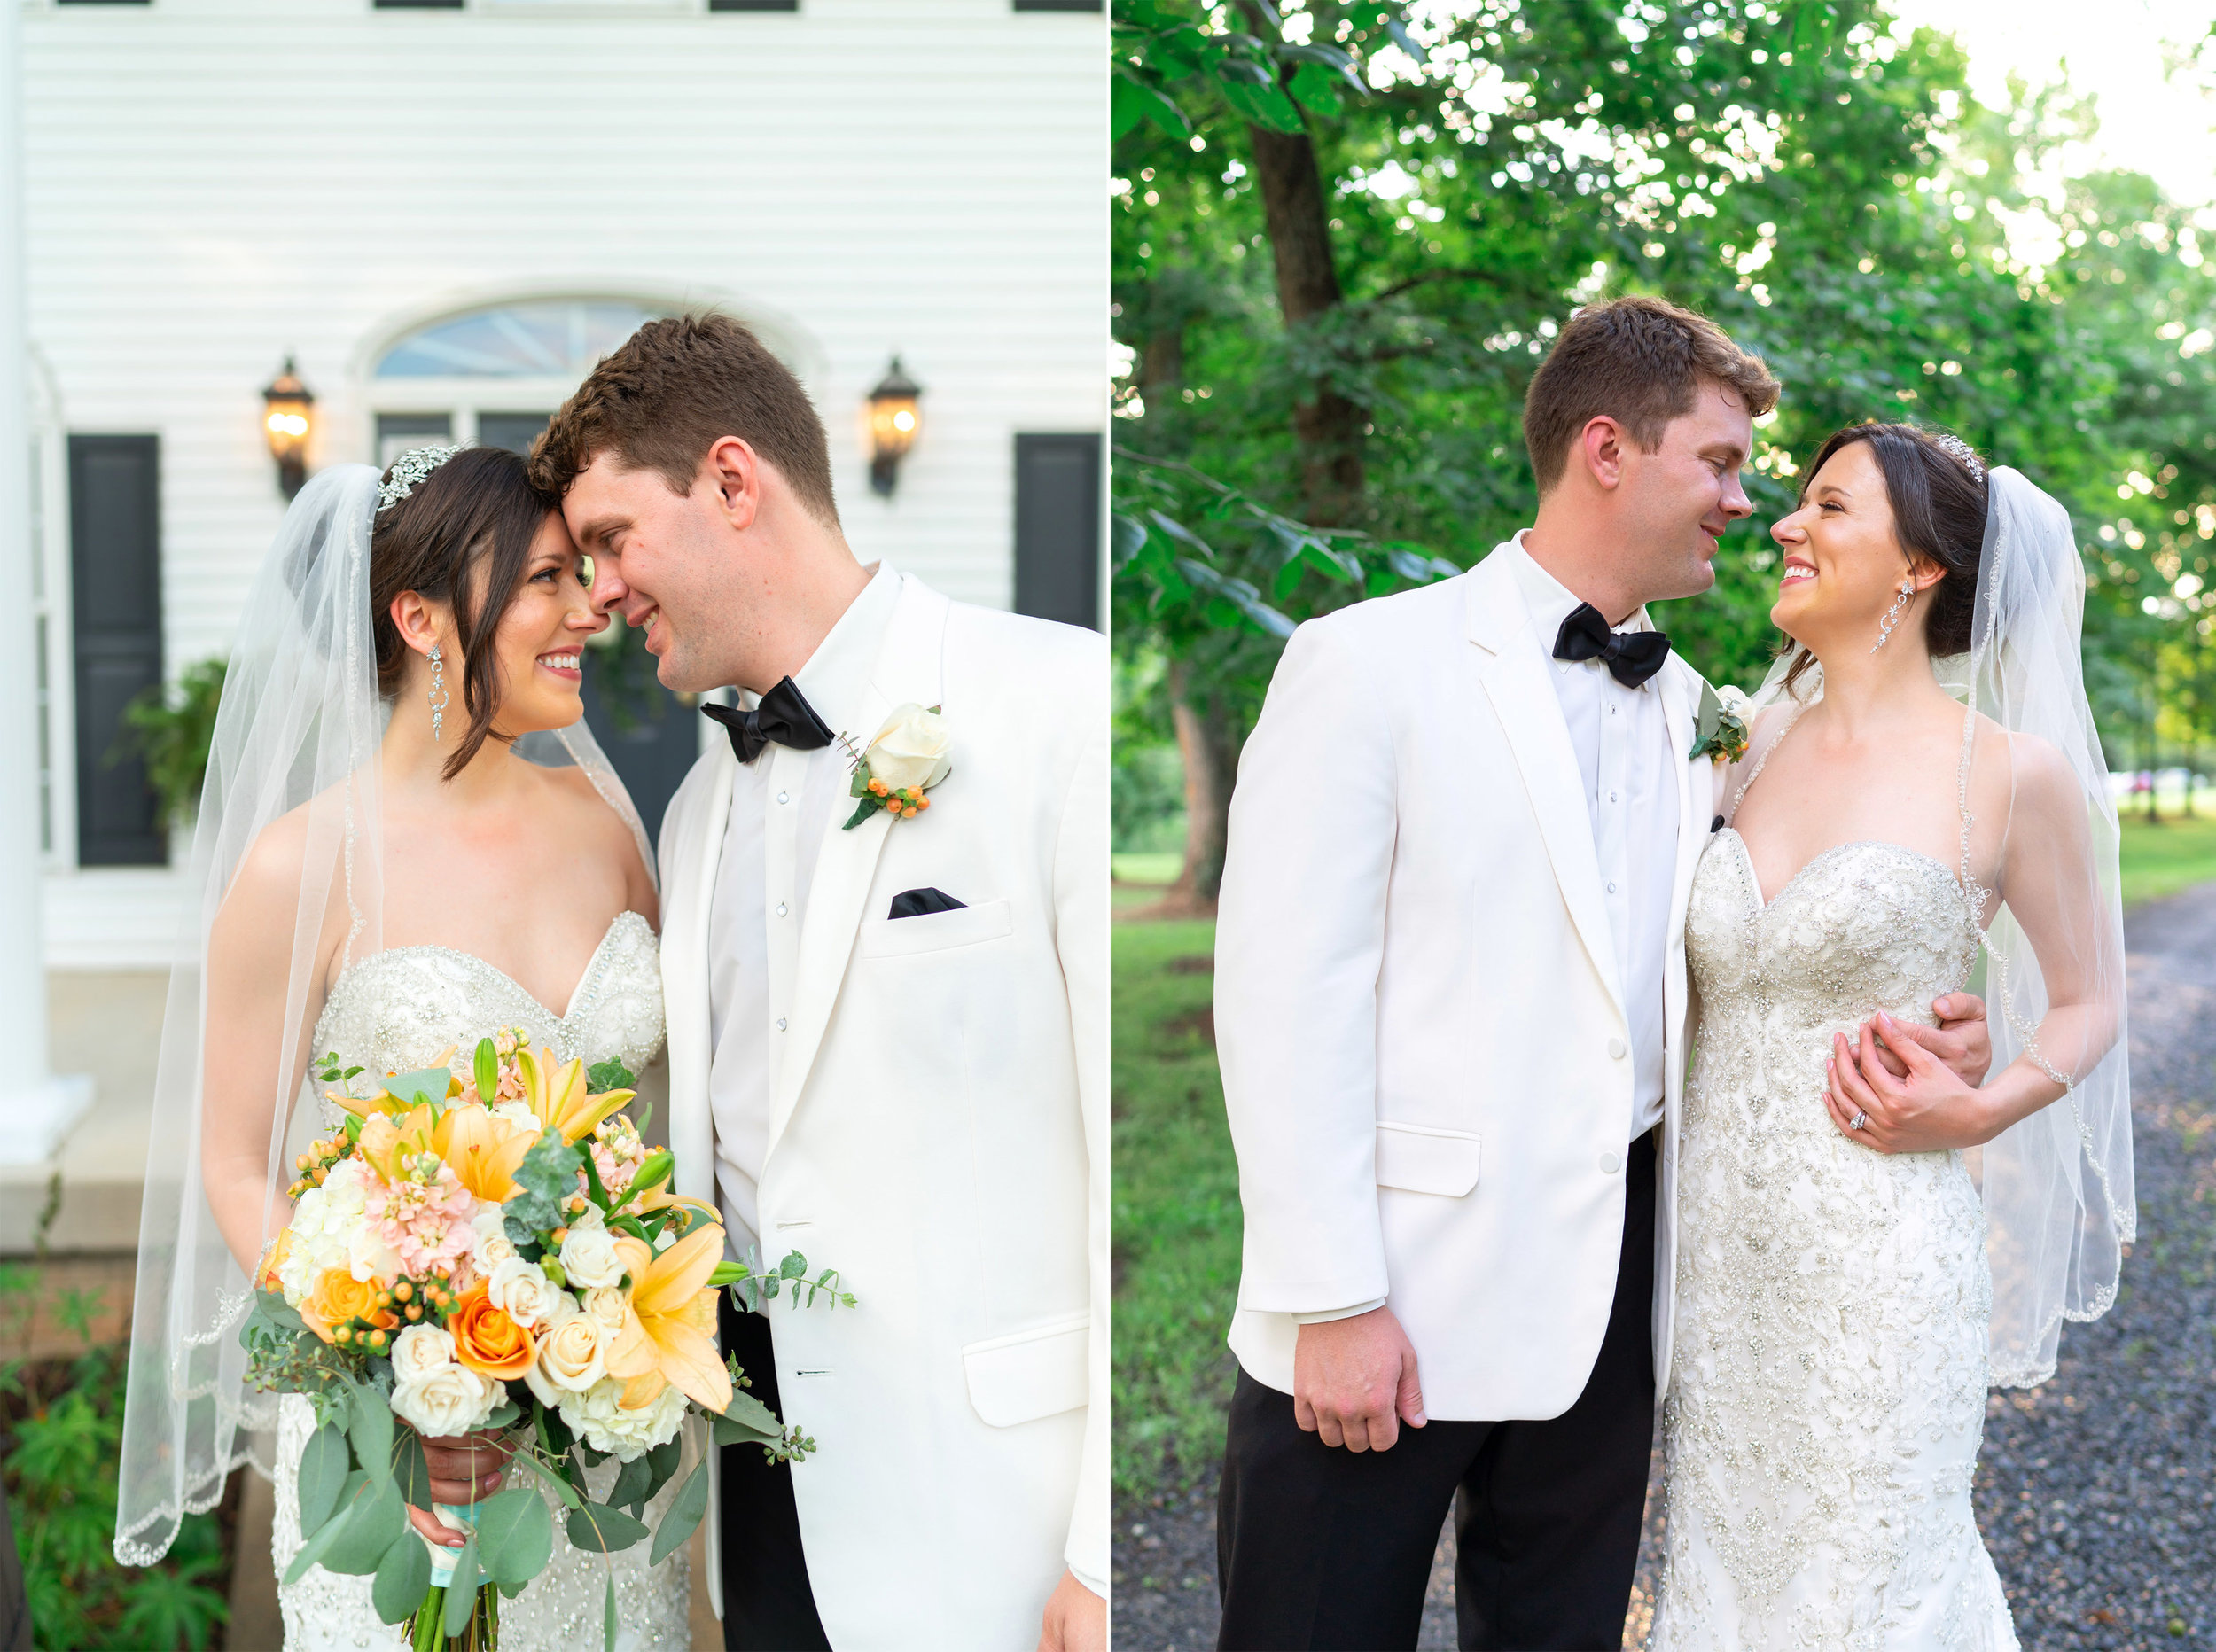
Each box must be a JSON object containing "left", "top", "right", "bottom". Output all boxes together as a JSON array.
[
  {"left": 113, "top": 447, "right": 693, "bottom": 1648},
  {"left": 1653, "top": 424, "right": 2134, "bottom": 1648}
]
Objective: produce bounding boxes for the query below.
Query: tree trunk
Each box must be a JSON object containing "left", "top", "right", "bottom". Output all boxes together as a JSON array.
[
  {"left": 1154, "top": 657, "right": 1240, "bottom": 916},
  {"left": 1245, "top": 117, "right": 1366, "bottom": 527}
]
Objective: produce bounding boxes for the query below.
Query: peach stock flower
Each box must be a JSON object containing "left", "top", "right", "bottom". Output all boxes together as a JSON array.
[
  {"left": 601, "top": 1224, "right": 731, "bottom": 1414},
  {"left": 448, "top": 1281, "right": 536, "bottom": 1380}
]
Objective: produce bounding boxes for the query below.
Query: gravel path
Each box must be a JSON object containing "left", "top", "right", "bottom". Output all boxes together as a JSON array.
[{"left": 1113, "top": 881, "right": 2216, "bottom": 1650}]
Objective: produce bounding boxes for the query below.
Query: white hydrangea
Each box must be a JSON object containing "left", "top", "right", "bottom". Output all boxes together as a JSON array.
[
  {"left": 558, "top": 1375, "right": 687, "bottom": 1462},
  {"left": 489, "top": 1100, "right": 539, "bottom": 1130},
  {"left": 276, "top": 1157, "right": 374, "bottom": 1304}
]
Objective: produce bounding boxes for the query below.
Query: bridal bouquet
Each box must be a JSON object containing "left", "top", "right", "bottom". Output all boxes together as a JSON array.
[{"left": 242, "top": 1030, "right": 851, "bottom": 1651}]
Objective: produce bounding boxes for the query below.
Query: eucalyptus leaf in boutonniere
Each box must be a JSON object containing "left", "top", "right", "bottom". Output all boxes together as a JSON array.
[
  {"left": 1689, "top": 682, "right": 1752, "bottom": 766},
  {"left": 843, "top": 704, "right": 953, "bottom": 829}
]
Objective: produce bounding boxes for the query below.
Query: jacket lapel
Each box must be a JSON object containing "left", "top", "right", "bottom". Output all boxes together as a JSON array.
[
  {"left": 667, "top": 740, "right": 736, "bottom": 1206},
  {"left": 1466, "top": 551, "right": 1625, "bottom": 1021},
  {"left": 763, "top": 576, "right": 952, "bottom": 1158}
]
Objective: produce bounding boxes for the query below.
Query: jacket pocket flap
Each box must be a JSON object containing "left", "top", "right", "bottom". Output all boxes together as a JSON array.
[
  {"left": 961, "top": 1313, "right": 1089, "bottom": 1428},
  {"left": 1375, "top": 1121, "right": 1481, "bottom": 1197},
  {"left": 857, "top": 897, "right": 1013, "bottom": 960}
]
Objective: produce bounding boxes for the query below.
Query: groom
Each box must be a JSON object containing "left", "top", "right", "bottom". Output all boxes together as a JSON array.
[
  {"left": 1212, "top": 295, "right": 1992, "bottom": 1649},
  {"left": 527, "top": 315, "right": 1106, "bottom": 1651}
]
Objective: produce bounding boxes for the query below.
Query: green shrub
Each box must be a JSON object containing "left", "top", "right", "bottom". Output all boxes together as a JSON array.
[
  {"left": 2, "top": 1268, "right": 231, "bottom": 1650},
  {"left": 113, "top": 657, "right": 228, "bottom": 830}
]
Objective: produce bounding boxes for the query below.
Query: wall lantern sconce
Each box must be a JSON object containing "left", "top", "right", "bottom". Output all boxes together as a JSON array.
[
  {"left": 866, "top": 357, "right": 922, "bottom": 498},
  {"left": 261, "top": 356, "right": 315, "bottom": 500}
]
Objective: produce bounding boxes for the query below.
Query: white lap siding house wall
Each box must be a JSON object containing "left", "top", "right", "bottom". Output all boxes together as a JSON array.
[{"left": 22, "top": 0, "right": 1106, "bottom": 968}]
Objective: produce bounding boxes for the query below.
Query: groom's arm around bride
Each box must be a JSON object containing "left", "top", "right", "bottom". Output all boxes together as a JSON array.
[{"left": 530, "top": 315, "right": 1106, "bottom": 1652}]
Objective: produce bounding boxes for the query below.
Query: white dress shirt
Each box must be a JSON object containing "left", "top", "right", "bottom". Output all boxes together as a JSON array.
[
  {"left": 1503, "top": 534, "right": 1674, "bottom": 1142},
  {"left": 706, "top": 563, "right": 901, "bottom": 1259}
]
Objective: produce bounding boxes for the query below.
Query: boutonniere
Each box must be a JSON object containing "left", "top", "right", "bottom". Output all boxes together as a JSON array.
[
  {"left": 1689, "top": 682, "right": 1752, "bottom": 766},
  {"left": 842, "top": 704, "right": 953, "bottom": 829}
]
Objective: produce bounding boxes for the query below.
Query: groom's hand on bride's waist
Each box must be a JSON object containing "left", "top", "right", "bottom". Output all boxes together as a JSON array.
[
  {"left": 1293, "top": 1305, "right": 1426, "bottom": 1453},
  {"left": 1855, "top": 993, "right": 1993, "bottom": 1088}
]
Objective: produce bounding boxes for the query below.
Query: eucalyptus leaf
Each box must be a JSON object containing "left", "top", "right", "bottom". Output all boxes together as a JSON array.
[
  {"left": 604, "top": 1574, "right": 618, "bottom": 1652},
  {"left": 649, "top": 1462, "right": 710, "bottom": 1567},
  {"left": 719, "top": 1385, "right": 784, "bottom": 1438},
  {"left": 565, "top": 1500, "right": 650, "bottom": 1555},
  {"left": 390, "top": 1429, "right": 434, "bottom": 1511},
  {"left": 280, "top": 1493, "right": 355, "bottom": 1586},
  {"left": 322, "top": 1477, "right": 407, "bottom": 1576},
  {"left": 506, "top": 1446, "right": 584, "bottom": 1511},
  {"left": 472, "top": 1485, "right": 555, "bottom": 1589},
  {"left": 483, "top": 1399, "right": 521, "bottom": 1431},
  {"left": 297, "top": 1422, "right": 350, "bottom": 1538},
  {"left": 608, "top": 1453, "right": 653, "bottom": 1515},
  {"left": 382, "top": 1066, "right": 455, "bottom": 1109},
  {"left": 347, "top": 1379, "right": 394, "bottom": 1486},
  {"left": 369, "top": 1517, "right": 431, "bottom": 1625},
  {"left": 441, "top": 1538, "right": 480, "bottom": 1637}
]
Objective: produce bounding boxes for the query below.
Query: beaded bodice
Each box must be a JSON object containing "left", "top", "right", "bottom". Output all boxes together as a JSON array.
[{"left": 308, "top": 910, "right": 665, "bottom": 1110}]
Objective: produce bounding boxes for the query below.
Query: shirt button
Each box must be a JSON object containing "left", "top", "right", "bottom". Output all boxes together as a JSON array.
[
  {"left": 1609, "top": 791, "right": 1619, "bottom": 803},
  {"left": 1606, "top": 881, "right": 1619, "bottom": 894},
  {"left": 776, "top": 791, "right": 790, "bottom": 805},
  {"left": 1599, "top": 1150, "right": 1623, "bottom": 1174},
  {"left": 776, "top": 903, "right": 788, "bottom": 918},
  {"left": 1608, "top": 1037, "right": 1627, "bottom": 1059},
  {"left": 776, "top": 1017, "right": 788, "bottom": 1032}
]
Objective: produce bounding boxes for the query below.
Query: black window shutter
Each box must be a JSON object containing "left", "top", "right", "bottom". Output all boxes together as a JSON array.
[
  {"left": 68, "top": 436, "right": 166, "bottom": 867},
  {"left": 709, "top": 1, "right": 800, "bottom": 10},
  {"left": 1012, "top": 1, "right": 1103, "bottom": 9},
  {"left": 1012, "top": 432, "right": 1102, "bottom": 631}
]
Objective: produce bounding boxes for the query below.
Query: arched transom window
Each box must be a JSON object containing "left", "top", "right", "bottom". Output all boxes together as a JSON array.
[{"left": 374, "top": 300, "right": 665, "bottom": 379}]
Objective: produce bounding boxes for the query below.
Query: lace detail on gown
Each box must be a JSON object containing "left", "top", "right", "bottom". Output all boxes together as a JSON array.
[
  {"left": 270, "top": 912, "right": 684, "bottom": 1652},
  {"left": 1653, "top": 710, "right": 2019, "bottom": 1651}
]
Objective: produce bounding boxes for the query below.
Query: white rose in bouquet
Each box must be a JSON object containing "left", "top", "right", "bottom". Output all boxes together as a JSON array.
[
  {"left": 488, "top": 1099, "right": 538, "bottom": 1130},
  {"left": 581, "top": 1286, "right": 630, "bottom": 1331},
  {"left": 392, "top": 1360, "right": 501, "bottom": 1439},
  {"left": 488, "top": 1257, "right": 557, "bottom": 1329},
  {"left": 525, "top": 1311, "right": 609, "bottom": 1408},
  {"left": 559, "top": 1223, "right": 624, "bottom": 1290},
  {"left": 864, "top": 704, "right": 953, "bottom": 791},
  {"left": 389, "top": 1322, "right": 457, "bottom": 1384},
  {"left": 470, "top": 1206, "right": 518, "bottom": 1275},
  {"left": 558, "top": 1375, "right": 688, "bottom": 1462}
]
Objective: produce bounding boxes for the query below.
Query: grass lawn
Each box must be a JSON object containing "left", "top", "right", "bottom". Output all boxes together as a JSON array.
[
  {"left": 2118, "top": 812, "right": 2216, "bottom": 908},
  {"left": 1112, "top": 916, "right": 1239, "bottom": 1499}
]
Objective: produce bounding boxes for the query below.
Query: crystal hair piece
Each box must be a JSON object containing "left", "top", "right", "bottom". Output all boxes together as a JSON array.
[
  {"left": 1929, "top": 431, "right": 1986, "bottom": 481},
  {"left": 377, "top": 445, "right": 464, "bottom": 513}
]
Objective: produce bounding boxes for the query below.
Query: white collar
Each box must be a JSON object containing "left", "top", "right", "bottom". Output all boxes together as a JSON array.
[
  {"left": 1502, "top": 531, "right": 1656, "bottom": 673},
  {"left": 745, "top": 561, "right": 901, "bottom": 738}
]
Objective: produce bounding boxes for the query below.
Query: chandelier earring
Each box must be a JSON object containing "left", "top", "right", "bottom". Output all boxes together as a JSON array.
[
  {"left": 1871, "top": 575, "right": 1916, "bottom": 655},
  {"left": 427, "top": 643, "right": 449, "bottom": 742}
]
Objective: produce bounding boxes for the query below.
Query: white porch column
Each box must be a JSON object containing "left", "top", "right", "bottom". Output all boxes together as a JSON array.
[{"left": 0, "top": 3, "right": 91, "bottom": 1168}]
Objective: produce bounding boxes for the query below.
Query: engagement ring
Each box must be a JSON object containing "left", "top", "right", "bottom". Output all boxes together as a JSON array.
[{"left": 1849, "top": 1110, "right": 1869, "bottom": 1132}]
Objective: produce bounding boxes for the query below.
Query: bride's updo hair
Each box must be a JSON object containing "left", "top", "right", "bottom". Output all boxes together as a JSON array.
[
  {"left": 370, "top": 446, "right": 552, "bottom": 778},
  {"left": 1782, "top": 421, "right": 1988, "bottom": 692}
]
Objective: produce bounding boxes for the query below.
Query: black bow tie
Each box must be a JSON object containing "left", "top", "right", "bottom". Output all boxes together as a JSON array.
[
  {"left": 701, "top": 677, "right": 836, "bottom": 764},
  {"left": 1552, "top": 602, "right": 1672, "bottom": 689}
]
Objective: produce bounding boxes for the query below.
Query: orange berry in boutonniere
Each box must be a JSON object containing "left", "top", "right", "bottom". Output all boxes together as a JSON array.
[{"left": 843, "top": 704, "right": 951, "bottom": 830}]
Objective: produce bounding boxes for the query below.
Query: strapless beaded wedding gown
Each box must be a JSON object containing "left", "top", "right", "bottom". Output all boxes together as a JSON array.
[
  {"left": 1653, "top": 713, "right": 2018, "bottom": 1651},
  {"left": 269, "top": 911, "right": 691, "bottom": 1652}
]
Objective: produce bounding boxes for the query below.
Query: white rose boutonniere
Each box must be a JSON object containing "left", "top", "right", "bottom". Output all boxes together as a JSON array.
[{"left": 843, "top": 704, "right": 951, "bottom": 830}]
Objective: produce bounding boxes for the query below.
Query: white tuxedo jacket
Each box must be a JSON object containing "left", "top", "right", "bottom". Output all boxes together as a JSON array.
[
  {"left": 1218, "top": 545, "right": 1713, "bottom": 1420},
  {"left": 659, "top": 573, "right": 1108, "bottom": 1647}
]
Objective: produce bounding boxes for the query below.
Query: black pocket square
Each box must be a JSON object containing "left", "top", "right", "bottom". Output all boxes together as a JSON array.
[{"left": 889, "top": 887, "right": 966, "bottom": 920}]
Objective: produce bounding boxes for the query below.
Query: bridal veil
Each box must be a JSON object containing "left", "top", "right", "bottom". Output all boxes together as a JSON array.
[{"left": 115, "top": 462, "right": 654, "bottom": 1564}]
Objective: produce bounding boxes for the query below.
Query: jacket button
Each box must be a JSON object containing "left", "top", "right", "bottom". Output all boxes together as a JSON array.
[
  {"left": 1607, "top": 1037, "right": 1627, "bottom": 1059},
  {"left": 1600, "top": 1151, "right": 1623, "bottom": 1174}
]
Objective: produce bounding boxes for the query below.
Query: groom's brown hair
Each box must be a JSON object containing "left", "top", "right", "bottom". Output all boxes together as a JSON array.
[
  {"left": 1523, "top": 295, "right": 1778, "bottom": 493},
  {"left": 529, "top": 312, "right": 840, "bottom": 526}
]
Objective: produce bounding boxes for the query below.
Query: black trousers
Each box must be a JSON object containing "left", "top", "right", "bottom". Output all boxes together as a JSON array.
[
  {"left": 717, "top": 1294, "right": 831, "bottom": 1652},
  {"left": 1216, "top": 1129, "right": 1658, "bottom": 1652}
]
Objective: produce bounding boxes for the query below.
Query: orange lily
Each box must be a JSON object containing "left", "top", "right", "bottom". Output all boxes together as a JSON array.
[
  {"left": 601, "top": 1224, "right": 731, "bottom": 1414},
  {"left": 356, "top": 1104, "right": 440, "bottom": 1186},
  {"left": 432, "top": 1103, "right": 534, "bottom": 1203},
  {"left": 517, "top": 1047, "right": 633, "bottom": 1145}
]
